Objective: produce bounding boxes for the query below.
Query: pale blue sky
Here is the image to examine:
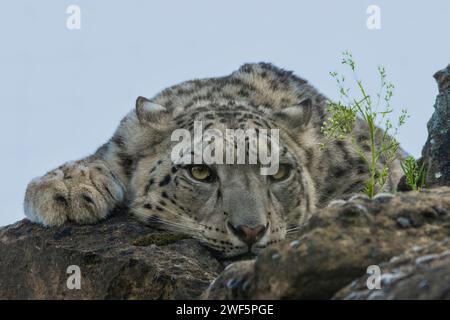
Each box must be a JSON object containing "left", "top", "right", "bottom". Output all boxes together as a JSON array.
[{"left": 0, "top": 1, "right": 449, "bottom": 226}]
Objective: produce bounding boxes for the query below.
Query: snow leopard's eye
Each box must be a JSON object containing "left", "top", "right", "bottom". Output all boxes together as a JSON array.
[
  {"left": 188, "top": 165, "right": 216, "bottom": 183},
  {"left": 270, "top": 164, "right": 292, "bottom": 182}
]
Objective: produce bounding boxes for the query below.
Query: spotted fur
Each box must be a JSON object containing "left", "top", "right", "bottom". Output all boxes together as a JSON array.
[{"left": 24, "top": 63, "right": 404, "bottom": 258}]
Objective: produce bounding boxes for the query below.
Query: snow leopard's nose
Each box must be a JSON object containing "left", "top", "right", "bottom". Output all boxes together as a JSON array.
[{"left": 228, "top": 222, "right": 268, "bottom": 246}]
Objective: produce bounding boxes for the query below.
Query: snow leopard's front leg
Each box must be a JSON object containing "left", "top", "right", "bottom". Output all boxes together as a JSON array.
[
  {"left": 24, "top": 96, "right": 170, "bottom": 227},
  {"left": 24, "top": 150, "right": 126, "bottom": 227}
]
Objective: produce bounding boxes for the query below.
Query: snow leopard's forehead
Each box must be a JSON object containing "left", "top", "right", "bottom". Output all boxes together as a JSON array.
[
  {"left": 172, "top": 101, "right": 278, "bottom": 132},
  {"left": 151, "top": 62, "right": 326, "bottom": 117}
]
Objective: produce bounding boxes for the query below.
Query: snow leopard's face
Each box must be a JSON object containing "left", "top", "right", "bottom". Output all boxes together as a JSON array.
[{"left": 130, "top": 99, "right": 316, "bottom": 258}]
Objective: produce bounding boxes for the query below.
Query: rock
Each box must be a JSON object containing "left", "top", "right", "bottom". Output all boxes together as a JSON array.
[
  {"left": 421, "top": 64, "right": 450, "bottom": 187},
  {"left": 334, "top": 239, "right": 450, "bottom": 299},
  {"left": 0, "top": 209, "right": 223, "bottom": 299},
  {"left": 203, "top": 187, "right": 450, "bottom": 300},
  {"left": 3, "top": 190, "right": 450, "bottom": 300},
  {"left": 397, "top": 175, "right": 414, "bottom": 192}
]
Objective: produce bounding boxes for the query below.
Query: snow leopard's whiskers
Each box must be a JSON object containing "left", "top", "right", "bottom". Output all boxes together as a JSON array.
[{"left": 146, "top": 215, "right": 201, "bottom": 234}]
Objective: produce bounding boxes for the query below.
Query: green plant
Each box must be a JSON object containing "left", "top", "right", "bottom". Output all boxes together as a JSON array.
[
  {"left": 321, "top": 51, "right": 409, "bottom": 198},
  {"left": 400, "top": 156, "right": 427, "bottom": 190}
]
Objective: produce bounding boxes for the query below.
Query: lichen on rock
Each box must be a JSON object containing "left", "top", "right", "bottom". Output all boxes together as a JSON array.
[{"left": 334, "top": 238, "right": 450, "bottom": 299}]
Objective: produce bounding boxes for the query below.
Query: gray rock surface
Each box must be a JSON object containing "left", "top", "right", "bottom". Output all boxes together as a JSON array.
[
  {"left": 334, "top": 239, "right": 450, "bottom": 299},
  {"left": 0, "top": 210, "right": 223, "bottom": 299},
  {"left": 421, "top": 64, "right": 450, "bottom": 187}
]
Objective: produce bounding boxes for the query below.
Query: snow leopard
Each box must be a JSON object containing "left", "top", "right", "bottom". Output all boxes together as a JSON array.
[{"left": 24, "top": 63, "right": 403, "bottom": 258}]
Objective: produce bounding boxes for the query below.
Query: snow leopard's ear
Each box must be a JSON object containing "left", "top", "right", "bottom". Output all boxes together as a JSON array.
[
  {"left": 135, "top": 96, "right": 168, "bottom": 124},
  {"left": 274, "top": 98, "right": 312, "bottom": 131}
]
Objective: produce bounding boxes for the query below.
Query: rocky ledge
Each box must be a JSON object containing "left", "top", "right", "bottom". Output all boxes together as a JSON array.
[
  {"left": 0, "top": 210, "right": 223, "bottom": 299},
  {"left": 1, "top": 188, "right": 450, "bottom": 299}
]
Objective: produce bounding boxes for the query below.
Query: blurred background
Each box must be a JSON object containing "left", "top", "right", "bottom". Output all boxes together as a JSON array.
[{"left": 0, "top": 0, "right": 449, "bottom": 226}]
